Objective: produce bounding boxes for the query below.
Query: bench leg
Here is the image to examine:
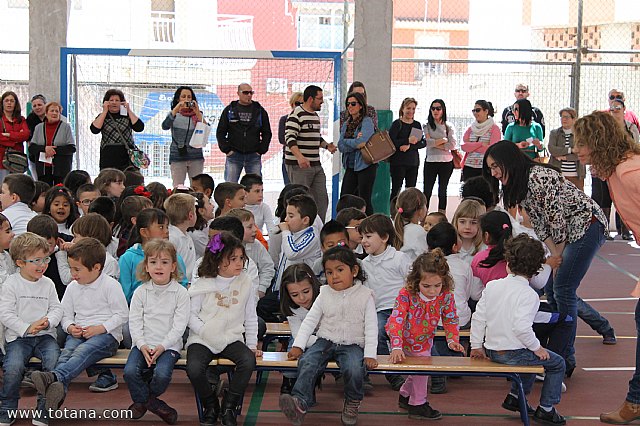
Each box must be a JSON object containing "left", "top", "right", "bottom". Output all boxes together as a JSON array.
[
  {"left": 512, "top": 373, "right": 531, "bottom": 426},
  {"left": 190, "top": 380, "right": 205, "bottom": 423}
]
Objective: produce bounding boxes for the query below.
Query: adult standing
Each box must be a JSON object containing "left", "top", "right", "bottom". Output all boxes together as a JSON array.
[
  {"left": 423, "top": 99, "right": 456, "bottom": 213},
  {"left": 460, "top": 100, "right": 501, "bottom": 182},
  {"left": 388, "top": 97, "right": 425, "bottom": 202},
  {"left": 216, "top": 83, "right": 272, "bottom": 182},
  {"left": 0, "top": 91, "right": 29, "bottom": 182},
  {"left": 483, "top": 140, "right": 607, "bottom": 375},
  {"left": 284, "top": 85, "right": 337, "bottom": 222},
  {"left": 548, "top": 107, "right": 586, "bottom": 191},
  {"left": 608, "top": 88, "right": 640, "bottom": 129},
  {"left": 278, "top": 92, "right": 303, "bottom": 185},
  {"left": 572, "top": 111, "right": 640, "bottom": 424},
  {"left": 504, "top": 99, "right": 544, "bottom": 161},
  {"left": 25, "top": 94, "right": 47, "bottom": 179},
  {"left": 29, "top": 102, "right": 75, "bottom": 186},
  {"left": 501, "top": 83, "right": 546, "bottom": 136},
  {"left": 90, "top": 89, "right": 144, "bottom": 171},
  {"left": 339, "top": 81, "right": 378, "bottom": 132},
  {"left": 337, "top": 92, "right": 377, "bottom": 215},
  {"left": 162, "top": 86, "right": 206, "bottom": 188}
]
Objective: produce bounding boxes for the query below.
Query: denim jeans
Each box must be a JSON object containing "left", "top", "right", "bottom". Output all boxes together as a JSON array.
[
  {"left": 224, "top": 152, "right": 262, "bottom": 183},
  {"left": 577, "top": 297, "right": 613, "bottom": 336},
  {"left": 124, "top": 347, "right": 180, "bottom": 403},
  {"left": 292, "top": 338, "right": 366, "bottom": 407},
  {"left": 54, "top": 333, "right": 119, "bottom": 390},
  {"left": 376, "top": 309, "right": 392, "bottom": 355},
  {"left": 186, "top": 341, "right": 256, "bottom": 407},
  {"left": 486, "top": 348, "right": 565, "bottom": 408},
  {"left": 0, "top": 335, "right": 60, "bottom": 410},
  {"left": 544, "top": 220, "right": 605, "bottom": 367},
  {"left": 626, "top": 300, "right": 640, "bottom": 403},
  {"left": 282, "top": 162, "right": 290, "bottom": 185}
]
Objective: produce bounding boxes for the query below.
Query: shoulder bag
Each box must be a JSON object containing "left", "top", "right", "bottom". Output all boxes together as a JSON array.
[
  {"left": 110, "top": 115, "right": 150, "bottom": 169},
  {"left": 360, "top": 130, "right": 396, "bottom": 164},
  {"left": 1, "top": 119, "right": 29, "bottom": 174}
]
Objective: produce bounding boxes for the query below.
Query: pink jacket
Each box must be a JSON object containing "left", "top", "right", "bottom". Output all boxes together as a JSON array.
[{"left": 607, "top": 154, "right": 640, "bottom": 243}]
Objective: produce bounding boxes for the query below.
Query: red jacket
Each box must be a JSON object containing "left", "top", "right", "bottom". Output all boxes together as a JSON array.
[{"left": 0, "top": 116, "right": 29, "bottom": 169}]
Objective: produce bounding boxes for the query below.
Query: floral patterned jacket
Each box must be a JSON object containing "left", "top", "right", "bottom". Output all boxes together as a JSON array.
[
  {"left": 520, "top": 166, "right": 607, "bottom": 244},
  {"left": 386, "top": 288, "right": 459, "bottom": 353}
]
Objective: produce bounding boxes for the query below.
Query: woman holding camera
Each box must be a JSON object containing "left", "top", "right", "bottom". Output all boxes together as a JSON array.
[{"left": 162, "top": 86, "right": 206, "bottom": 187}]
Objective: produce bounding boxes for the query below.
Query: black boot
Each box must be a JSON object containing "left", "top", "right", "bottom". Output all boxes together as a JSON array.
[
  {"left": 200, "top": 397, "right": 219, "bottom": 426},
  {"left": 280, "top": 376, "right": 296, "bottom": 394},
  {"left": 221, "top": 390, "right": 242, "bottom": 426}
]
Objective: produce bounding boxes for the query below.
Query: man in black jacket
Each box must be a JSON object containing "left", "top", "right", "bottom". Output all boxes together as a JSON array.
[
  {"left": 501, "top": 83, "right": 546, "bottom": 137},
  {"left": 216, "top": 83, "right": 272, "bottom": 182}
]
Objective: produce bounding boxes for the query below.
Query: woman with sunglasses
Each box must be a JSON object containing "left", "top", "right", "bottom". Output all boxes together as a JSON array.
[
  {"left": 337, "top": 92, "right": 377, "bottom": 215},
  {"left": 460, "top": 100, "right": 501, "bottom": 182},
  {"left": 388, "top": 97, "right": 426, "bottom": 201},
  {"left": 423, "top": 99, "right": 457, "bottom": 213},
  {"left": 339, "top": 81, "right": 378, "bottom": 132},
  {"left": 278, "top": 92, "right": 303, "bottom": 185},
  {"left": 504, "top": 98, "right": 544, "bottom": 161}
]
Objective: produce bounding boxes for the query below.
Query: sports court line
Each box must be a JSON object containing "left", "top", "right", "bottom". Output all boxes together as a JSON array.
[
  {"left": 581, "top": 297, "right": 637, "bottom": 302},
  {"left": 583, "top": 367, "right": 635, "bottom": 371},
  {"left": 595, "top": 253, "right": 639, "bottom": 281},
  {"left": 577, "top": 335, "right": 636, "bottom": 339}
]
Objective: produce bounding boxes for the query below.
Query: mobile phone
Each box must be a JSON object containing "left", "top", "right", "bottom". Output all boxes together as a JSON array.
[
  {"left": 185, "top": 101, "right": 194, "bottom": 108},
  {"left": 120, "top": 105, "right": 127, "bottom": 116}
]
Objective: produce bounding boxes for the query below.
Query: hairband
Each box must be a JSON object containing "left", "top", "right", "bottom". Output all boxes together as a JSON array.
[
  {"left": 397, "top": 207, "right": 404, "bottom": 214},
  {"left": 502, "top": 223, "right": 510, "bottom": 230},
  {"left": 55, "top": 183, "right": 64, "bottom": 188},
  {"left": 207, "top": 233, "right": 224, "bottom": 255},
  {"left": 134, "top": 186, "right": 151, "bottom": 198}
]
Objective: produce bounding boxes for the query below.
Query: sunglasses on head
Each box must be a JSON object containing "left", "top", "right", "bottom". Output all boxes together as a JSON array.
[
  {"left": 472, "top": 108, "right": 483, "bottom": 113},
  {"left": 347, "top": 101, "right": 359, "bottom": 107},
  {"left": 294, "top": 101, "right": 303, "bottom": 106},
  {"left": 241, "top": 90, "right": 254, "bottom": 95},
  {"left": 609, "top": 95, "right": 623, "bottom": 101},
  {"left": 431, "top": 106, "right": 442, "bottom": 111},
  {"left": 515, "top": 89, "right": 528, "bottom": 93}
]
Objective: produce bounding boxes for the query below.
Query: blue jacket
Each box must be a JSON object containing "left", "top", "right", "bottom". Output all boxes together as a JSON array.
[
  {"left": 338, "top": 116, "right": 375, "bottom": 172},
  {"left": 118, "top": 243, "right": 189, "bottom": 304}
]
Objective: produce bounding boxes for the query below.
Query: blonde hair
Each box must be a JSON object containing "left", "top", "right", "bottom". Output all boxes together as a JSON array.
[
  {"left": 164, "top": 193, "right": 196, "bottom": 225},
  {"left": 9, "top": 232, "right": 51, "bottom": 263},
  {"left": 452, "top": 199, "right": 486, "bottom": 255},
  {"left": 393, "top": 188, "right": 427, "bottom": 250},
  {"left": 226, "top": 208, "right": 254, "bottom": 223},
  {"left": 289, "top": 92, "right": 303, "bottom": 108},
  {"left": 405, "top": 249, "right": 454, "bottom": 294},
  {"left": 399, "top": 97, "right": 417, "bottom": 118},
  {"left": 137, "top": 239, "right": 183, "bottom": 282},
  {"left": 574, "top": 111, "right": 640, "bottom": 179}
]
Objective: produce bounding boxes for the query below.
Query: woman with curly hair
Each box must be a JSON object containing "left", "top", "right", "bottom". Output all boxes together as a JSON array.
[{"left": 574, "top": 111, "right": 640, "bottom": 424}]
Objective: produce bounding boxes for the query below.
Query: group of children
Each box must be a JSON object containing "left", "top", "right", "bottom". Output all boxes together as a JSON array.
[{"left": 0, "top": 168, "right": 567, "bottom": 426}]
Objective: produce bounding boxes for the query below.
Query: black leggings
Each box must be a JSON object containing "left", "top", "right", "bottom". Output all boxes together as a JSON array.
[
  {"left": 423, "top": 160, "right": 454, "bottom": 211},
  {"left": 389, "top": 165, "right": 419, "bottom": 202},
  {"left": 461, "top": 166, "right": 483, "bottom": 182},
  {"left": 340, "top": 164, "right": 378, "bottom": 216}
]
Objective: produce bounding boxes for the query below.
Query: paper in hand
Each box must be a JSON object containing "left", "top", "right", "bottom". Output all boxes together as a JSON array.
[
  {"left": 39, "top": 152, "right": 53, "bottom": 164},
  {"left": 410, "top": 127, "right": 423, "bottom": 140}
]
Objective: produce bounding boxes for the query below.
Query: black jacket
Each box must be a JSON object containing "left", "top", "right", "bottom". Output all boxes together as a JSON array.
[{"left": 216, "top": 101, "right": 272, "bottom": 154}]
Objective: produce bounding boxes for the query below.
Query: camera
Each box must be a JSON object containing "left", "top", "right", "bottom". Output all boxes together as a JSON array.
[{"left": 185, "top": 101, "right": 195, "bottom": 108}]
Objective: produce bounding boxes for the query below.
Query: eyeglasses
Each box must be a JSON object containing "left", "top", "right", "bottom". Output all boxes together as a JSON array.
[
  {"left": 472, "top": 108, "right": 483, "bottom": 113},
  {"left": 609, "top": 95, "right": 623, "bottom": 101},
  {"left": 294, "top": 101, "right": 303, "bottom": 106},
  {"left": 347, "top": 102, "right": 359, "bottom": 107},
  {"left": 80, "top": 198, "right": 97, "bottom": 206},
  {"left": 431, "top": 106, "right": 442, "bottom": 111},
  {"left": 21, "top": 256, "right": 51, "bottom": 266},
  {"left": 240, "top": 90, "right": 254, "bottom": 95},
  {"left": 610, "top": 105, "right": 623, "bottom": 111},
  {"left": 513, "top": 107, "right": 519, "bottom": 111},
  {"left": 515, "top": 89, "right": 528, "bottom": 93}
]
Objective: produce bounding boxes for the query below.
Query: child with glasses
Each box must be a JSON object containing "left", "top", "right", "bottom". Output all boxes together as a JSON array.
[{"left": 0, "top": 232, "right": 63, "bottom": 426}]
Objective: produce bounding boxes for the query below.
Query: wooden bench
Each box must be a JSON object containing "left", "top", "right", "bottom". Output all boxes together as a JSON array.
[{"left": 30, "top": 350, "right": 541, "bottom": 426}]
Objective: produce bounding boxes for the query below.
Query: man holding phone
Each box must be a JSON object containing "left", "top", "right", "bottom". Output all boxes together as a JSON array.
[{"left": 216, "top": 83, "right": 272, "bottom": 183}]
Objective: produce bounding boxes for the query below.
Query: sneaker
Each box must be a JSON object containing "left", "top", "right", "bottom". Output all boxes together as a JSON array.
[
  {"left": 386, "top": 374, "right": 405, "bottom": 391},
  {"left": 341, "top": 399, "right": 361, "bottom": 426},
  {"left": 535, "top": 374, "right": 545, "bottom": 382},
  {"left": 501, "top": 394, "right": 535, "bottom": 416},
  {"left": 603, "top": 332, "right": 617, "bottom": 345},
  {"left": 533, "top": 406, "right": 566, "bottom": 425},
  {"left": 44, "top": 382, "right": 66, "bottom": 411},
  {"left": 363, "top": 375, "right": 374, "bottom": 394},
  {"left": 279, "top": 394, "right": 307, "bottom": 426},
  {"left": 88, "top": 372, "right": 118, "bottom": 392},
  {"left": 0, "top": 410, "right": 15, "bottom": 426},
  {"left": 398, "top": 394, "right": 410, "bottom": 410},
  {"left": 605, "top": 233, "right": 615, "bottom": 241},
  {"left": 430, "top": 376, "right": 447, "bottom": 394},
  {"left": 408, "top": 401, "right": 442, "bottom": 420},
  {"left": 622, "top": 232, "right": 634, "bottom": 241},
  {"left": 31, "top": 371, "right": 56, "bottom": 396},
  {"left": 561, "top": 382, "right": 567, "bottom": 393},
  {"left": 128, "top": 402, "right": 147, "bottom": 420},
  {"left": 22, "top": 372, "right": 36, "bottom": 390},
  {"left": 147, "top": 397, "right": 178, "bottom": 425}
]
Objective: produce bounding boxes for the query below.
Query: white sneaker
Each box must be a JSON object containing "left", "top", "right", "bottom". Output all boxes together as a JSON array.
[
  {"left": 561, "top": 382, "right": 567, "bottom": 393},
  {"left": 535, "top": 374, "right": 545, "bottom": 381}
]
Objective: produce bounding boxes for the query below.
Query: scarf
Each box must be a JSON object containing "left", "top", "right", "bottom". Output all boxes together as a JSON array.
[
  {"left": 179, "top": 108, "right": 199, "bottom": 125},
  {"left": 344, "top": 113, "right": 363, "bottom": 139},
  {"left": 470, "top": 117, "right": 494, "bottom": 138}
]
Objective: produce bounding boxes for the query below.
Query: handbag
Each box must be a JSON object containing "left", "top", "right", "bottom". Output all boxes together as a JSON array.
[
  {"left": 451, "top": 149, "right": 463, "bottom": 169},
  {"left": 1, "top": 120, "right": 28, "bottom": 174},
  {"left": 110, "top": 115, "right": 150, "bottom": 169},
  {"left": 360, "top": 130, "right": 396, "bottom": 164},
  {"left": 189, "top": 121, "right": 212, "bottom": 148}
]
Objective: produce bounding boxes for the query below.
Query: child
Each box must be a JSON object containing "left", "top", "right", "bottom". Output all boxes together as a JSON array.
[
  {"left": 359, "top": 214, "right": 412, "bottom": 391},
  {"left": 31, "top": 181, "right": 51, "bottom": 213},
  {"left": 386, "top": 250, "right": 465, "bottom": 420},
  {"left": 226, "top": 208, "right": 274, "bottom": 299},
  {"left": 0, "top": 233, "right": 63, "bottom": 426},
  {"left": 1, "top": 174, "right": 37, "bottom": 236},
  {"left": 165, "top": 193, "right": 197, "bottom": 280},
  {"left": 75, "top": 183, "right": 101, "bottom": 217},
  {"left": 114, "top": 195, "right": 153, "bottom": 258},
  {"left": 88, "top": 196, "right": 119, "bottom": 259},
  {"left": 311, "top": 220, "right": 349, "bottom": 284},
  {"left": 279, "top": 263, "right": 321, "bottom": 395},
  {"left": 188, "top": 192, "right": 215, "bottom": 258},
  {"left": 124, "top": 169, "right": 145, "bottom": 188},
  {"left": 119, "top": 208, "right": 189, "bottom": 304},
  {"left": 240, "top": 173, "right": 275, "bottom": 233},
  {"left": 124, "top": 239, "right": 190, "bottom": 424},
  {"left": 213, "top": 182, "right": 246, "bottom": 217},
  {"left": 191, "top": 173, "right": 215, "bottom": 201},
  {"left": 62, "top": 170, "right": 91, "bottom": 197},
  {"left": 452, "top": 198, "right": 486, "bottom": 264},
  {"left": 336, "top": 194, "right": 366, "bottom": 213},
  {"left": 471, "top": 210, "right": 514, "bottom": 286},
  {"left": 335, "top": 207, "right": 367, "bottom": 254},
  {"left": 280, "top": 246, "right": 378, "bottom": 426},
  {"left": 147, "top": 182, "right": 169, "bottom": 211},
  {"left": 186, "top": 232, "right": 261, "bottom": 426},
  {"left": 94, "top": 168, "right": 126, "bottom": 199},
  {"left": 424, "top": 211, "right": 447, "bottom": 233},
  {"left": 44, "top": 186, "right": 78, "bottom": 237},
  {"left": 393, "top": 188, "right": 428, "bottom": 261},
  {"left": 470, "top": 234, "right": 566, "bottom": 425},
  {"left": 0, "top": 213, "right": 16, "bottom": 285},
  {"left": 31, "top": 238, "right": 130, "bottom": 411}
]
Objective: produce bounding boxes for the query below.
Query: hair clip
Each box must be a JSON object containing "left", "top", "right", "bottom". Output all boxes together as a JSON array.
[
  {"left": 134, "top": 185, "right": 151, "bottom": 198},
  {"left": 207, "top": 233, "right": 225, "bottom": 255},
  {"left": 502, "top": 223, "right": 510, "bottom": 230},
  {"left": 397, "top": 207, "right": 404, "bottom": 214},
  {"left": 337, "top": 241, "right": 346, "bottom": 247},
  {"left": 55, "top": 183, "right": 64, "bottom": 188}
]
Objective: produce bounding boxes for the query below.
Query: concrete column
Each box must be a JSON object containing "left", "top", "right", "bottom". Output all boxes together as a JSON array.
[
  {"left": 29, "top": 0, "right": 68, "bottom": 102},
  {"left": 353, "top": 0, "right": 393, "bottom": 110}
]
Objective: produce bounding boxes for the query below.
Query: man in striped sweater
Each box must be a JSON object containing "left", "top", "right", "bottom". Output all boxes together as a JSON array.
[{"left": 284, "top": 85, "right": 337, "bottom": 222}]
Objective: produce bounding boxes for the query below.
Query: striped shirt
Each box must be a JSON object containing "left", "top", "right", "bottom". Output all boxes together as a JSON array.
[
  {"left": 560, "top": 129, "right": 578, "bottom": 176},
  {"left": 284, "top": 106, "right": 323, "bottom": 166}
]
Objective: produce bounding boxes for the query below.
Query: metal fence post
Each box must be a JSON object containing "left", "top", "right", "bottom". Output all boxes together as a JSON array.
[{"left": 573, "top": 0, "right": 584, "bottom": 113}]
